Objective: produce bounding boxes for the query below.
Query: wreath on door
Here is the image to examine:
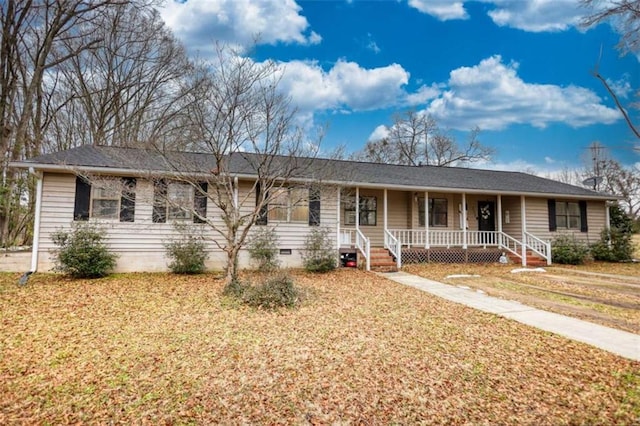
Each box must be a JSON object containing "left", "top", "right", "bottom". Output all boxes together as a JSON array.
[{"left": 480, "top": 204, "right": 491, "bottom": 220}]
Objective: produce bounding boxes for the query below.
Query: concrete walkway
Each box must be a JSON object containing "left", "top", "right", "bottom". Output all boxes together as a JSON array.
[{"left": 381, "top": 271, "right": 640, "bottom": 362}]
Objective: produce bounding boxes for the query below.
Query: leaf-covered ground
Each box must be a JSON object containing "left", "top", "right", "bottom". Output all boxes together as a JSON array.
[
  {"left": 404, "top": 262, "right": 640, "bottom": 334},
  {"left": 1, "top": 270, "right": 639, "bottom": 424}
]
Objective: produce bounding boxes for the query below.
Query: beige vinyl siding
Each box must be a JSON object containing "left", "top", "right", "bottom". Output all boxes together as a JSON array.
[
  {"left": 36, "top": 173, "right": 338, "bottom": 272},
  {"left": 501, "top": 196, "right": 522, "bottom": 239},
  {"left": 526, "top": 197, "right": 606, "bottom": 243},
  {"left": 340, "top": 189, "right": 409, "bottom": 247}
]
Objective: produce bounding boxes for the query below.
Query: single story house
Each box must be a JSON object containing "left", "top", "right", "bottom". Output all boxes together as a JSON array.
[{"left": 10, "top": 145, "right": 615, "bottom": 273}]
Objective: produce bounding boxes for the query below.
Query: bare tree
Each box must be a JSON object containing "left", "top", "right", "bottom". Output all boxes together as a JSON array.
[
  {"left": 581, "top": 0, "right": 640, "bottom": 139},
  {"left": 1, "top": 0, "right": 144, "bottom": 246},
  {"left": 146, "top": 45, "right": 321, "bottom": 284},
  {"left": 353, "top": 110, "right": 493, "bottom": 167},
  {"left": 54, "top": 4, "right": 198, "bottom": 148}
]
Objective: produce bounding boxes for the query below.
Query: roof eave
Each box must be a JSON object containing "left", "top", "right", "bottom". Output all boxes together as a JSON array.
[{"left": 10, "top": 161, "right": 617, "bottom": 201}]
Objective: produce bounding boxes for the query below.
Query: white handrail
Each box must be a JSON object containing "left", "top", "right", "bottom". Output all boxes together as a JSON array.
[
  {"left": 524, "top": 231, "right": 551, "bottom": 265},
  {"left": 355, "top": 228, "right": 370, "bottom": 271},
  {"left": 384, "top": 229, "right": 402, "bottom": 269},
  {"left": 497, "top": 232, "right": 522, "bottom": 259}
]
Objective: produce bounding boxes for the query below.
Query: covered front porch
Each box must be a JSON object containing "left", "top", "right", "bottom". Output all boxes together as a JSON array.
[{"left": 337, "top": 187, "right": 551, "bottom": 271}]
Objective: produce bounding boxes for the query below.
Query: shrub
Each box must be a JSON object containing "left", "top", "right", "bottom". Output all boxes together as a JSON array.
[
  {"left": 222, "top": 277, "right": 247, "bottom": 298},
  {"left": 301, "top": 227, "right": 337, "bottom": 273},
  {"left": 247, "top": 227, "right": 280, "bottom": 272},
  {"left": 590, "top": 205, "right": 635, "bottom": 262},
  {"left": 51, "top": 222, "right": 117, "bottom": 278},
  {"left": 551, "top": 234, "right": 590, "bottom": 265},
  {"left": 242, "top": 273, "right": 300, "bottom": 309},
  {"left": 165, "top": 224, "right": 208, "bottom": 274}
]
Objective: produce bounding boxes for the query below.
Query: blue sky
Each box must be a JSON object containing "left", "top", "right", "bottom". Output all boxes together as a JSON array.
[{"left": 160, "top": 0, "right": 639, "bottom": 174}]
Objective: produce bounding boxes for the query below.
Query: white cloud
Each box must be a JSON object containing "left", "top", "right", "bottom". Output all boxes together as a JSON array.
[
  {"left": 606, "top": 75, "right": 633, "bottom": 99},
  {"left": 159, "top": 0, "right": 320, "bottom": 54},
  {"left": 544, "top": 156, "right": 556, "bottom": 164},
  {"left": 407, "top": 0, "right": 468, "bottom": 20},
  {"left": 277, "top": 59, "right": 411, "bottom": 112},
  {"left": 425, "top": 55, "right": 621, "bottom": 130},
  {"left": 408, "top": 0, "right": 583, "bottom": 32},
  {"left": 484, "top": 0, "right": 584, "bottom": 32},
  {"left": 368, "top": 125, "right": 390, "bottom": 141}
]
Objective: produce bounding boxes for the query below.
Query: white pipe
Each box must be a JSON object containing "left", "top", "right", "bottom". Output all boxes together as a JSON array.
[
  {"left": 30, "top": 169, "right": 44, "bottom": 273},
  {"left": 521, "top": 195, "right": 527, "bottom": 267}
]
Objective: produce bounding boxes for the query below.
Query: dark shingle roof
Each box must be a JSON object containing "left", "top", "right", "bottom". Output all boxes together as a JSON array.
[{"left": 14, "top": 145, "right": 611, "bottom": 199}]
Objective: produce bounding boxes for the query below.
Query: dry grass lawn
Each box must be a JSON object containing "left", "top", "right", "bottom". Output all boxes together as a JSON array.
[
  {"left": 405, "top": 262, "right": 640, "bottom": 334},
  {"left": 1, "top": 269, "right": 639, "bottom": 424}
]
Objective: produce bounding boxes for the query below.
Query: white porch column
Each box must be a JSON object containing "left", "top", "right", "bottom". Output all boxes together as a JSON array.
[
  {"left": 383, "top": 188, "right": 388, "bottom": 233},
  {"left": 336, "top": 186, "right": 341, "bottom": 250},
  {"left": 462, "top": 192, "right": 467, "bottom": 249},
  {"left": 605, "top": 202, "right": 611, "bottom": 231},
  {"left": 521, "top": 195, "right": 527, "bottom": 266},
  {"left": 30, "top": 170, "right": 43, "bottom": 273},
  {"left": 355, "top": 186, "right": 360, "bottom": 229},
  {"left": 497, "top": 194, "right": 503, "bottom": 234},
  {"left": 424, "top": 191, "right": 430, "bottom": 249}
]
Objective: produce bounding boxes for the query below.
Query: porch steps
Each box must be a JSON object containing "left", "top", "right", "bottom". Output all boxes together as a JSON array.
[
  {"left": 368, "top": 248, "right": 398, "bottom": 272},
  {"left": 508, "top": 250, "right": 547, "bottom": 267}
]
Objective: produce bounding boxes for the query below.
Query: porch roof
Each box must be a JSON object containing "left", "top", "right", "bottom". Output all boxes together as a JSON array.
[{"left": 12, "top": 145, "right": 613, "bottom": 200}]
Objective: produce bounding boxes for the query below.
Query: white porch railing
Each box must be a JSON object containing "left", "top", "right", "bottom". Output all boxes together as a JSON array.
[
  {"left": 340, "top": 229, "right": 354, "bottom": 247},
  {"left": 524, "top": 231, "right": 551, "bottom": 265},
  {"left": 388, "top": 229, "right": 533, "bottom": 265},
  {"left": 384, "top": 229, "right": 402, "bottom": 269},
  {"left": 355, "top": 228, "right": 370, "bottom": 271}
]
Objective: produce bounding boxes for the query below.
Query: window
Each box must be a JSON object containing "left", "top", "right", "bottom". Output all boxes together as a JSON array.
[
  {"left": 73, "top": 176, "right": 136, "bottom": 222},
  {"left": 418, "top": 198, "right": 448, "bottom": 227},
  {"left": 90, "top": 184, "right": 120, "bottom": 219},
  {"left": 556, "top": 201, "right": 581, "bottom": 229},
  {"left": 548, "top": 199, "right": 587, "bottom": 233},
  {"left": 344, "top": 196, "right": 377, "bottom": 226},
  {"left": 267, "top": 187, "right": 309, "bottom": 223},
  {"left": 167, "top": 182, "right": 194, "bottom": 220},
  {"left": 153, "top": 180, "right": 207, "bottom": 223}
]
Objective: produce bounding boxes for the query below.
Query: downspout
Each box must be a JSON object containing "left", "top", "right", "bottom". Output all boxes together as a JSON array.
[
  {"left": 29, "top": 168, "right": 44, "bottom": 273},
  {"left": 497, "top": 194, "right": 503, "bottom": 250}
]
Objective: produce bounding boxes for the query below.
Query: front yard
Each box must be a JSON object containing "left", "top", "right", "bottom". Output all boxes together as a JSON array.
[
  {"left": 404, "top": 261, "right": 640, "bottom": 334},
  {"left": 1, "top": 269, "right": 639, "bottom": 424}
]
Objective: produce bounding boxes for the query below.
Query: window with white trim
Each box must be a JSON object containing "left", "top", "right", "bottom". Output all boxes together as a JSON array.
[
  {"left": 556, "top": 201, "right": 581, "bottom": 229},
  {"left": 418, "top": 197, "right": 448, "bottom": 227},
  {"left": 90, "top": 180, "right": 121, "bottom": 219},
  {"left": 344, "top": 195, "right": 377, "bottom": 226},
  {"left": 267, "top": 187, "right": 309, "bottom": 223},
  {"left": 167, "top": 182, "right": 194, "bottom": 220}
]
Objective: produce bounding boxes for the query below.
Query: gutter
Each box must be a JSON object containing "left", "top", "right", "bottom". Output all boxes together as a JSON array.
[{"left": 10, "top": 161, "right": 617, "bottom": 202}]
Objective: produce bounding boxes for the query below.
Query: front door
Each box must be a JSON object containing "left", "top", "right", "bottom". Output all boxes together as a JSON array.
[{"left": 478, "top": 201, "right": 496, "bottom": 233}]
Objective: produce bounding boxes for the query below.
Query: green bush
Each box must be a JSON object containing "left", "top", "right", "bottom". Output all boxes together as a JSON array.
[
  {"left": 590, "top": 206, "right": 635, "bottom": 262},
  {"left": 51, "top": 222, "right": 117, "bottom": 278},
  {"left": 551, "top": 234, "right": 590, "bottom": 265},
  {"left": 165, "top": 224, "right": 208, "bottom": 274},
  {"left": 247, "top": 227, "right": 280, "bottom": 272},
  {"left": 301, "top": 227, "right": 336, "bottom": 273},
  {"left": 241, "top": 273, "right": 300, "bottom": 309}
]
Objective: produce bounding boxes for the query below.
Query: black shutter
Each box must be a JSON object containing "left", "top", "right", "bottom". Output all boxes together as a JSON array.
[
  {"left": 255, "top": 182, "right": 267, "bottom": 225},
  {"left": 194, "top": 182, "right": 208, "bottom": 223},
  {"left": 579, "top": 200, "right": 588, "bottom": 232},
  {"left": 152, "top": 179, "right": 167, "bottom": 223},
  {"left": 547, "top": 199, "right": 556, "bottom": 232},
  {"left": 73, "top": 176, "right": 91, "bottom": 221},
  {"left": 119, "top": 178, "right": 136, "bottom": 222},
  {"left": 309, "top": 188, "right": 320, "bottom": 226}
]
